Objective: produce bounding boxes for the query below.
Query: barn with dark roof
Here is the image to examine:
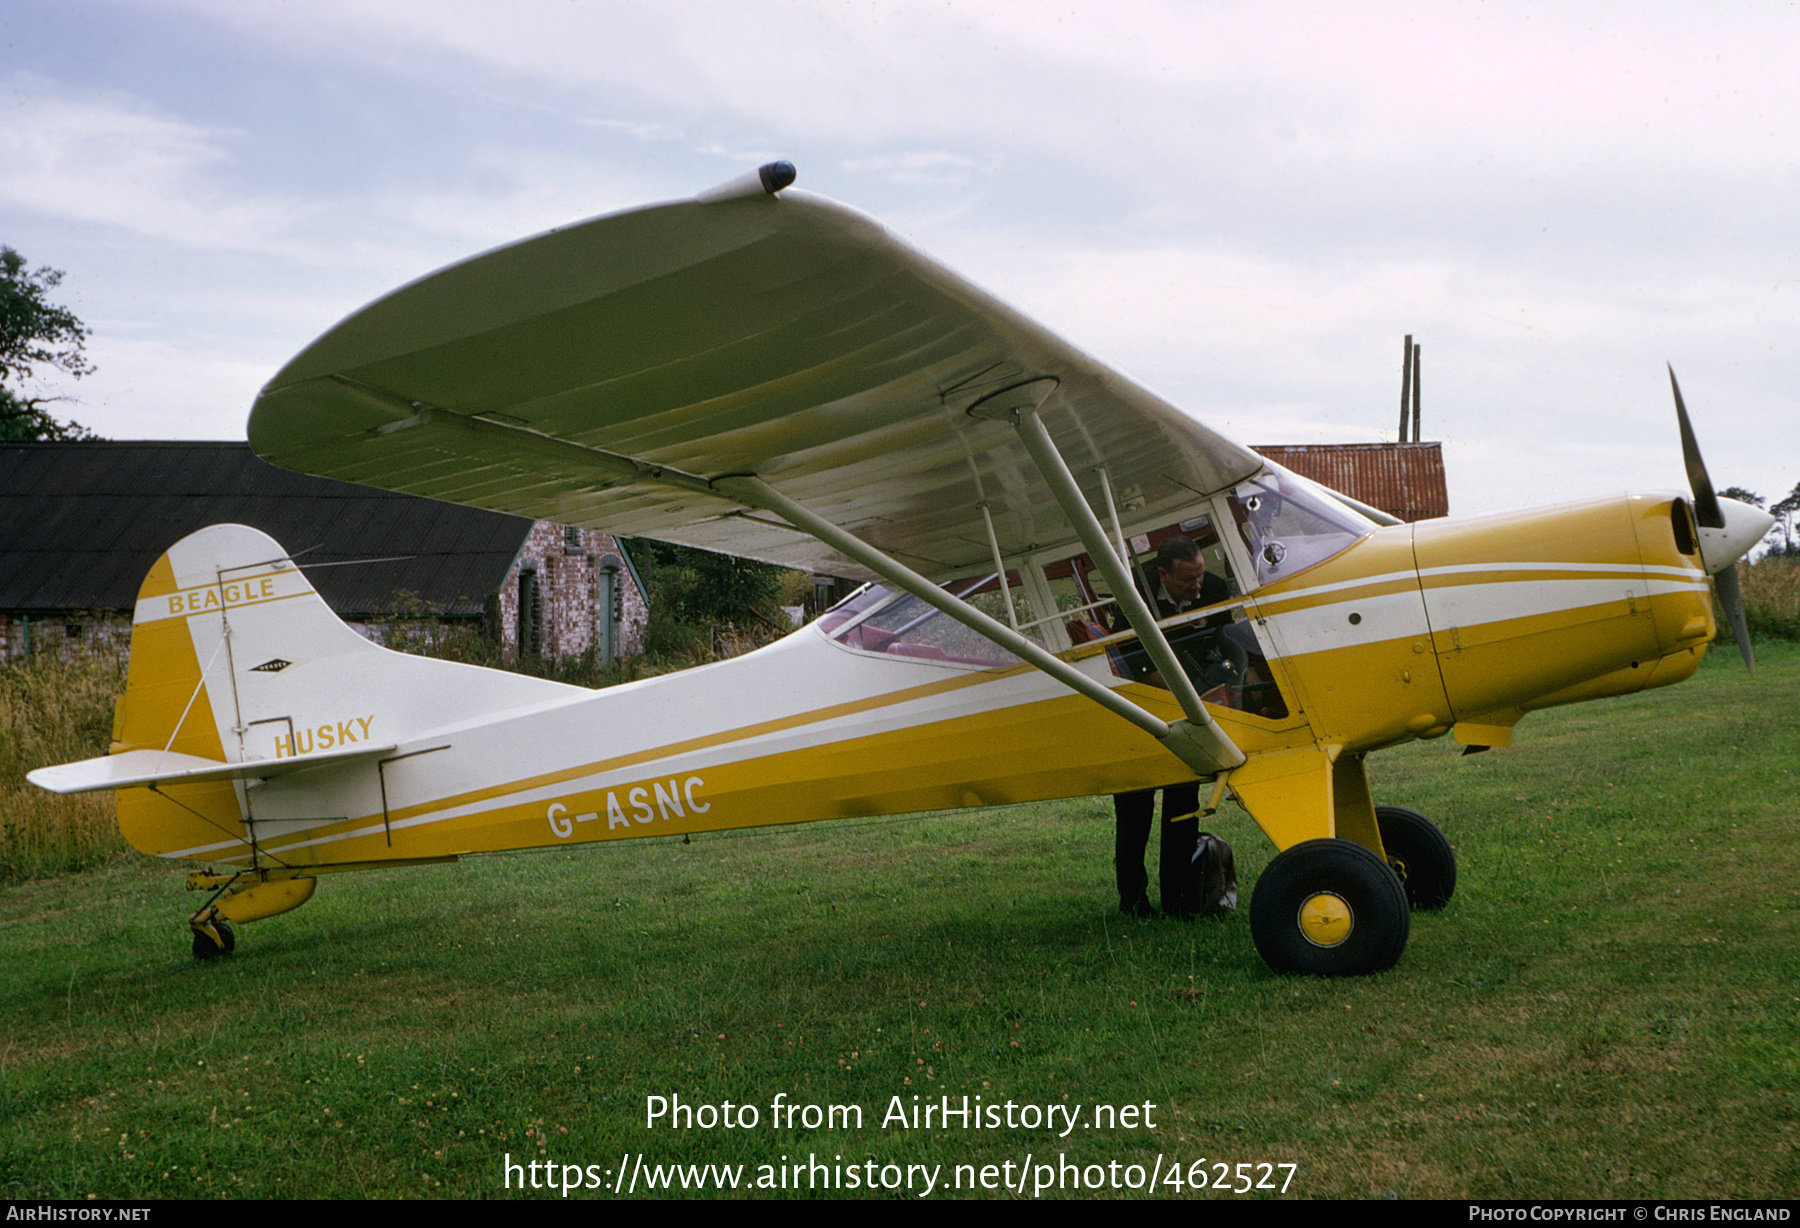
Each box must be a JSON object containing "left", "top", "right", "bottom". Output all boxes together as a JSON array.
[{"left": 0, "top": 442, "right": 647, "bottom": 663}]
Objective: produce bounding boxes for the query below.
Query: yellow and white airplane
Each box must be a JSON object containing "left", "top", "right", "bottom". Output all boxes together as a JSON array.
[{"left": 30, "top": 163, "right": 1773, "bottom": 975}]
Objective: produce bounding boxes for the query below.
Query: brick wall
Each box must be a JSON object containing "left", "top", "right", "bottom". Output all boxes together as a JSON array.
[
  {"left": 496, "top": 524, "right": 647, "bottom": 663},
  {"left": 0, "top": 613, "right": 132, "bottom": 664}
]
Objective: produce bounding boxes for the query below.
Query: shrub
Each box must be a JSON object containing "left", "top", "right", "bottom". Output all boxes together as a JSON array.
[{"left": 1739, "top": 556, "right": 1800, "bottom": 641}]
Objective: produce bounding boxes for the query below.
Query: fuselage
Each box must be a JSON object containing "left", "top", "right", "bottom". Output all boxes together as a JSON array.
[{"left": 149, "top": 489, "right": 1715, "bottom": 871}]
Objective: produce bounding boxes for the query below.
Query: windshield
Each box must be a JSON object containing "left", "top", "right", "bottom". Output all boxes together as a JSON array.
[{"left": 1227, "top": 471, "right": 1374, "bottom": 585}]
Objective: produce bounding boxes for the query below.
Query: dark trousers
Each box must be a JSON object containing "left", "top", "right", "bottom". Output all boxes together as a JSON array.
[{"left": 1114, "top": 784, "right": 1201, "bottom": 915}]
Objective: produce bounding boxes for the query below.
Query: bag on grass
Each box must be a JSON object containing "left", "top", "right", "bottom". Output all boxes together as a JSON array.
[{"left": 1185, "top": 831, "right": 1238, "bottom": 917}]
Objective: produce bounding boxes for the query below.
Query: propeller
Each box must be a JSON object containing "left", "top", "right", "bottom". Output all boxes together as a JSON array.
[{"left": 1668, "top": 366, "right": 1773, "bottom": 672}]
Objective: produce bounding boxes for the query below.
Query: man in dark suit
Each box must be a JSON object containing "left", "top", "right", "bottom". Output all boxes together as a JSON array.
[{"left": 1113, "top": 535, "right": 1232, "bottom": 918}]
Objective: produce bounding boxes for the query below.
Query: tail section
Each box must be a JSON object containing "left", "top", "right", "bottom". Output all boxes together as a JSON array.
[
  {"left": 32, "top": 524, "right": 585, "bottom": 864},
  {"left": 110, "top": 535, "right": 240, "bottom": 859}
]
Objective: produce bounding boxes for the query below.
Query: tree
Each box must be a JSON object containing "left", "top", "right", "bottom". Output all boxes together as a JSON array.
[
  {"left": 624, "top": 538, "right": 793, "bottom": 656},
  {"left": 627, "top": 538, "right": 787, "bottom": 624},
  {"left": 0, "top": 246, "right": 98, "bottom": 440},
  {"left": 1771, "top": 483, "right": 1800, "bottom": 557}
]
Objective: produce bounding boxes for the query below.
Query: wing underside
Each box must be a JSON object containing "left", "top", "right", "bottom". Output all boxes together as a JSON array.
[{"left": 249, "top": 179, "right": 1262, "bottom": 581}]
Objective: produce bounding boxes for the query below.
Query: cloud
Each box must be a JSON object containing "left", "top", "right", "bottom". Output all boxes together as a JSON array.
[
  {"left": 840, "top": 151, "right": 980, "bottom": 187},
  {"left": 14, "top": 1, "right": 1795, "bottom": 509},
  {"left": 0, "top": 74, "right": 309, "bottom": 252},
  {"left": 575, "top": 117, "right": 686, "bottom": 143},
  {"left": 41, "top": 328, "right": 272, "bottom": 441}
]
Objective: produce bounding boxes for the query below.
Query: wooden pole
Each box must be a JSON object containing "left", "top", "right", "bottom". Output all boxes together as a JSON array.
[
  {"left": 1398, "top": 334, "right": 1413, "bottom": 441},
  {"left": 1411, "top": 342, "right": 1422, "bottom": 442}
]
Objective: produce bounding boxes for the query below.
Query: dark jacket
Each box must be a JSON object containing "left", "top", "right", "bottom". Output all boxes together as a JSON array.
[{"left": 1119, "top": 568, "right": 1231, "bottom": 684}]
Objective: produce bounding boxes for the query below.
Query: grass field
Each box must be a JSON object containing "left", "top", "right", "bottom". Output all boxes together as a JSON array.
[
  {"left": 1, "top": 642, "right": 1795, "bottom": 1200},
  {"left": 0, "top": 648, "right": 129, "bottom": 881}
]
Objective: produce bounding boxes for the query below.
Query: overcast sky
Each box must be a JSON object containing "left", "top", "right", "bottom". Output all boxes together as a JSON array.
[{"left": 4, "top": 0, "right": 1796, "bottom": 519}]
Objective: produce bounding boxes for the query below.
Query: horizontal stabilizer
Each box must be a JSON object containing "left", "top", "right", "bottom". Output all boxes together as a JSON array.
[{"left": 28, "top": 742, "right": 399, "bottom": 795}]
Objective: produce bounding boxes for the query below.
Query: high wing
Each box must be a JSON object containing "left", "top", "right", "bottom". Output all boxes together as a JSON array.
[{"left": 248, "top": 167, "right": 1263, "bottom": 583}]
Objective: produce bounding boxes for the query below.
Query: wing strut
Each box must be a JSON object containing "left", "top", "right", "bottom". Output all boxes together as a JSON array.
[
  {"left": 711, "top": 475, "right": 1244, "bottom": 778},
  {"left": 360, "top": 398, "right": 1243, "bottom": 775},
  {"left": 1010, "top": 407, "right": 1245, "bottom": 773}
]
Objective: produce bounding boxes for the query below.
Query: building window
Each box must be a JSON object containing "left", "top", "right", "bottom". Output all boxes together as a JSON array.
[{"left": 519, "top": 569, "right": 542, "bottom": 658}]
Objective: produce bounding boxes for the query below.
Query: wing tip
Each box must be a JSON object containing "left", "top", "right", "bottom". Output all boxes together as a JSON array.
[{"left": 696, "top": 161, "right": 798, "bottom": 204}]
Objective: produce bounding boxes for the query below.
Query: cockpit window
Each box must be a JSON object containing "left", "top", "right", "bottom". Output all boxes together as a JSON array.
[
  {"left": 1227, "top": 471, "right": 1374, "bottom": 585},
  {"left": 819, "top": 573, "right": 1036, "bottom": 668},
  {"left": 1042, "top": 518, "right": 1289, "bottom": 720}
]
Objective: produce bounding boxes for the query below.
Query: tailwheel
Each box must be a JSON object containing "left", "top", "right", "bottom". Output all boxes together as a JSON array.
[
  {"left": 1250, "top": 839, "right": 1409, "bottom": 975},
  {"left": 191, "top": 917, "right": 236, "bottom": 960},
  {"left": 1375, "top": 805, "right": 1456, "bottom": 910}
]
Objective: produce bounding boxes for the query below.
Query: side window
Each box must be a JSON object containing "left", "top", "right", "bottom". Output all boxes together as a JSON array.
[
  {"left": 821, "top": 574, "right": 1039, "bottom": 668},
  {"left": 1045, "top": 514, "right": 1242, "bottom": 641},
  {"left": 1045, "top": 514, "right": 1288, "bottom": 720}
]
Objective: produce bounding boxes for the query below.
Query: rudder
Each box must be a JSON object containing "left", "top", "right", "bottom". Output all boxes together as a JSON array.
[
  {"left": 89, "top": 524, "right": 583, "bottom": 864},
  {"left": 112, "top": 525, "right": 364, "bottom": 860}
]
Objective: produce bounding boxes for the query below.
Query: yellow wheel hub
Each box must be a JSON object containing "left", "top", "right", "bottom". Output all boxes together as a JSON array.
[{"left": 1297, "top": 892, "right": 1353, "bottom": 948}]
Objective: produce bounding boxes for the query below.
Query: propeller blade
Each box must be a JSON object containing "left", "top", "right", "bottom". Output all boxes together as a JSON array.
[
  {"left": 1670, "top": 365, "right": 1724, "bottom": 530},
  {"left": 1713, "top": 557, "right": 1755, "bottom": 674},
  {"left": 1666, "top": 365, "right": 1772, "bottom": 671}
]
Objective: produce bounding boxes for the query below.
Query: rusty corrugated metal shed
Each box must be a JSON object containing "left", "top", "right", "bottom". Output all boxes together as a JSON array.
[
  {"left": 1251, "top": 442, "right": 1449, "bottom": 522},
  {"left": 0, "top": 442, "right": 533, "bottom": 617}
]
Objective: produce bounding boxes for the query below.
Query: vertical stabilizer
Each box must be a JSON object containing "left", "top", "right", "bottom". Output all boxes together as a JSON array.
[
  {"left": 90, "top": 524, "right": 585, "bottom": 864},
  {"left": 112, "top": 526, "right": 309, "bottom": 860}
]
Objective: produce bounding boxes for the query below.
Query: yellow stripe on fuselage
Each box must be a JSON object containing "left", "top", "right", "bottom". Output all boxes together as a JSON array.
[
  {"left": 168, "top": 494, "right": 1718, "bottom": 871},
  {"left": 185, "top": 679, "right": 1196, "bottom": 866}
]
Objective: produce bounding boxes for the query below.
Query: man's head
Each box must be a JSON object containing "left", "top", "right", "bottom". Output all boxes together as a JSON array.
[{"left": 1153, "top": 536, "right": 1205, "bottom": 604}]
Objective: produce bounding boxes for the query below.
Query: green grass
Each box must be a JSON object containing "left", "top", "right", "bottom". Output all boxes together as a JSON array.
[{"left": 1, "top": 643, "right": 1795, "bottom": 1199}]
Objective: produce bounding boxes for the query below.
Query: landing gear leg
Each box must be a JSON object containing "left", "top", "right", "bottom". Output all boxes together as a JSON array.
[
  {"left": 182, "top": 873, "right": 319, "bottom": 959},
  {"left": 190, "top": 910, "right": 235, "bottom": 960}
]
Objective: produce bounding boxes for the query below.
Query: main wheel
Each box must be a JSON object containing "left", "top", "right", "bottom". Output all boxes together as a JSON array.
[
  {"left": 1250, "top": 839, "right": 1410, "bottom": 975},
  {"left": 1375, "top": 805, "right": 1456, "bottom": 910},
  {"left": 191, "top": 918, "right": 235, "bottom": 960}
]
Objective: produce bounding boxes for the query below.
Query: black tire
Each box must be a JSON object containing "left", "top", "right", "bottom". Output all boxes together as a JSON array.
[
  {"left": 1375, "top": 805, "right": 1456, "bottom": 910},
  {"left": 191, "top": 918, "right": 236, "bottom": 960},
  {"left": 1250, "top": 839, "right": 1410, "bottom": 975}
]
